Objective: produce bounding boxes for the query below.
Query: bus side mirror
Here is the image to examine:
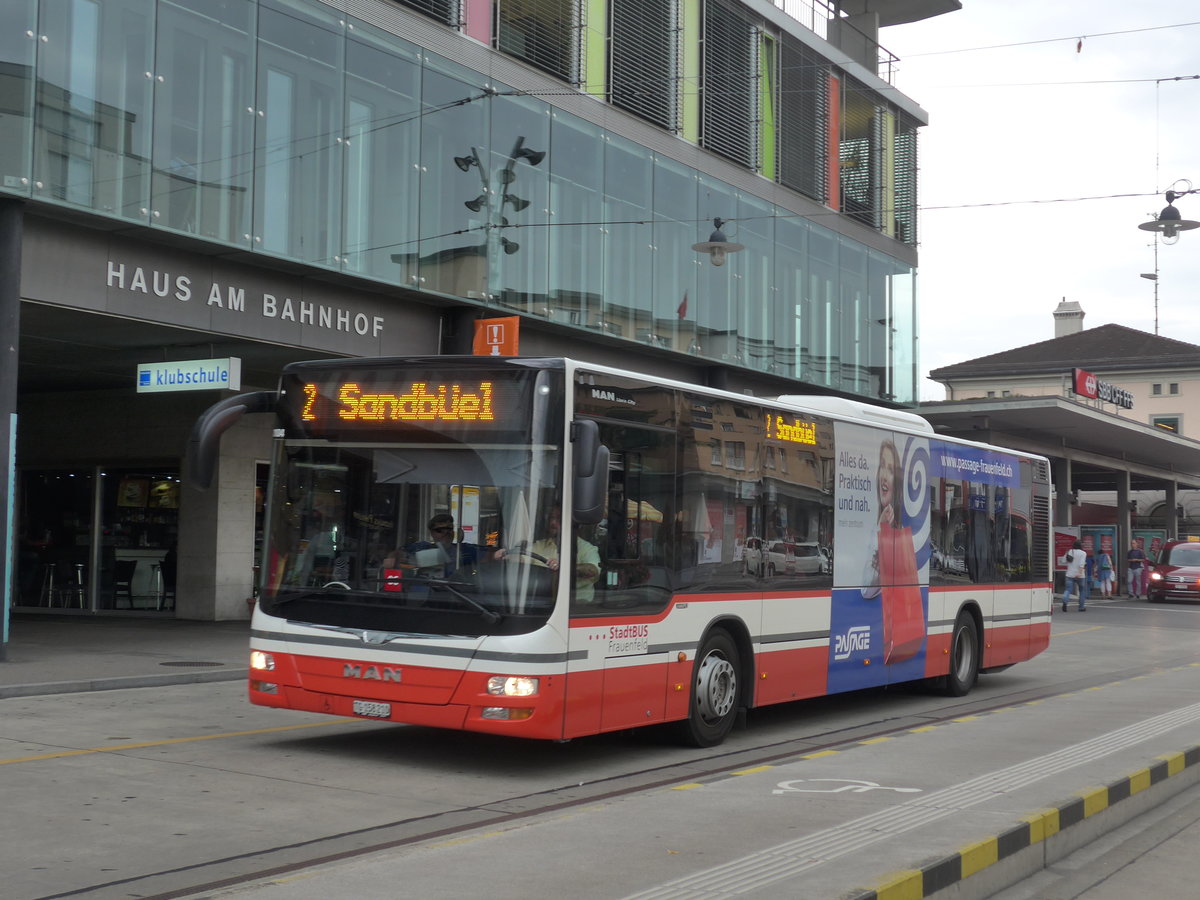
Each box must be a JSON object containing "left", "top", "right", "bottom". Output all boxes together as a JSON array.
[
  {"left": 187, "top": 391, "right": 279, "bottom": 490},
  {"left": 571, "top": 419, "right": 609, "bottom": 525}
]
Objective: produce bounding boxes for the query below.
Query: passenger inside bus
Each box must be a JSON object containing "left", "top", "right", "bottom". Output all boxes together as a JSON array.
[
  {"left": 382, "top": 514, "right": 480, "bottom": 577},
  {"left": 289, "top": 490, "right": 351, "bottom": 586}
]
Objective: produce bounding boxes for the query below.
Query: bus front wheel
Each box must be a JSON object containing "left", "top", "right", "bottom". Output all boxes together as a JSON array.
[
  {"left": 678, "top": 630, "right": 740, "bottom": 747},
  {"left": 941, "top": 611, "right": 979, "bottom": 697}
]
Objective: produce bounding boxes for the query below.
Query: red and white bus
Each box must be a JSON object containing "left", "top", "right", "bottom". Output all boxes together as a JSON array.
[{"left": 191, "top": 357, "right": 1052, "bottom": 746}]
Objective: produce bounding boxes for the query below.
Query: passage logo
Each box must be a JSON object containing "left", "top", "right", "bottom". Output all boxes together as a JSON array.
[{"left": 833, "top": 625, "right": 871, "bottom": 660}]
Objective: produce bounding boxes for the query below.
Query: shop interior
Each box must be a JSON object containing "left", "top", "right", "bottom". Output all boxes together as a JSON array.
[{"left": 17, "top": 468, "right": 180, "bottom": 611}]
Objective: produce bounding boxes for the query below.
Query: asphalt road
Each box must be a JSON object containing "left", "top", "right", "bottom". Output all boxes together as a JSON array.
[{"left": 4, "top": 596, "right": 1200, "bottom": 900}]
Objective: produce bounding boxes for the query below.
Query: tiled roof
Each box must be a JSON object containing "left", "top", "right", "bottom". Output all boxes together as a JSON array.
[{"left": 928, "top": 324, "right": 1200, "bottom": 380}]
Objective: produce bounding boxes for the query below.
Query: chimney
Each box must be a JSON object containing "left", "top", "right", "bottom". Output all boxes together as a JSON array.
[{"left": 1053, "top": 298, "right": 1085, "bottom": 337}]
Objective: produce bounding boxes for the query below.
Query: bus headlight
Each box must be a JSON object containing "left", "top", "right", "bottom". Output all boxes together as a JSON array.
[
  {"left": 487, "top": 675, "right": 539, "bottom": 697},
  {"left": 250, "top": 650, "right": 275, "bottom": 671}
]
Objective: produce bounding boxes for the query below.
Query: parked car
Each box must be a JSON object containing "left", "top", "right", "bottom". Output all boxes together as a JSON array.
[
  {"left": 1147, "top": 540, "right": 1200, "bottom": 603},
  {"left": 763, "top": 541, "right": 824, "bottom": 576}
]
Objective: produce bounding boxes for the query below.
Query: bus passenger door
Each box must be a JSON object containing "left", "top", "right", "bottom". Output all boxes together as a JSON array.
[{"left": 564, "top": 420, "right": 676, "bottom": 735}]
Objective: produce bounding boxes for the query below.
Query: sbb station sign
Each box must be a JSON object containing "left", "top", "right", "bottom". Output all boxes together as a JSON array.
[{"left": 1072, "top": 368, "right": 1133, "bottom": 409}]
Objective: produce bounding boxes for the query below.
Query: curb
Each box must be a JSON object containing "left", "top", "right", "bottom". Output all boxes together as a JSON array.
[
  {"left": 846, "top": 745, "right": 1200, "bottom": 900},
  {"left": 0, "top": 668, "right": 248, "bottom": 699}
]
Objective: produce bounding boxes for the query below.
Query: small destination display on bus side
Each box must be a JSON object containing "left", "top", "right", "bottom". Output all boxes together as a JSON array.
[{"left": 765, "top": 413, "right": 818, "bottom": 446}]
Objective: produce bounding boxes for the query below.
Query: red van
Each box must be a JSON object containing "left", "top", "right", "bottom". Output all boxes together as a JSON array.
[{"left": 1147, "top": 540, "right": 1200, "bottom": 603}]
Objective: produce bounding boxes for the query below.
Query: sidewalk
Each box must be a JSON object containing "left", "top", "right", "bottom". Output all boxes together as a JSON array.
[{"left": 0, "top": 613, "right": 249, "bottom": 698}]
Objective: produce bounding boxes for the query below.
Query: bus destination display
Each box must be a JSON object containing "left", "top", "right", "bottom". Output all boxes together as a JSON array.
[{"left": 300, "top": 380, "right": 499, "bottom": 426}]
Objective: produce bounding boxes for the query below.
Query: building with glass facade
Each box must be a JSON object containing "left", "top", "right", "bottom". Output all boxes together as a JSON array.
[{"left": 0, "top": 0, "right": 956, "bottom": 619}]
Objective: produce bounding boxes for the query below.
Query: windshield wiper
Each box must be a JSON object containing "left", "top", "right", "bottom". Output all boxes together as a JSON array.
[{"left": 425, "top": 578, "right": 502, "bottom": 624}]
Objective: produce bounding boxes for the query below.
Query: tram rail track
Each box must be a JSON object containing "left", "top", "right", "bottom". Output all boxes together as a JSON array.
[{"left": 32, "top": 652, "right": 1198, "bottom": 900}]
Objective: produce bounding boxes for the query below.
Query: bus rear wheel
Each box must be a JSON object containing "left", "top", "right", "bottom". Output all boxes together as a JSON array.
[
  {"left": 941, "top": 611, "right": 979, "bottom": 697},
  {"left": 678, "top": 630, "right": 740, "bottom": 747}
]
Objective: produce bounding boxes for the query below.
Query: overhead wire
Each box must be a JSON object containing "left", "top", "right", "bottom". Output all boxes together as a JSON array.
[{"left": 902, "top": 19, "right": 1200, "bottom": 57}]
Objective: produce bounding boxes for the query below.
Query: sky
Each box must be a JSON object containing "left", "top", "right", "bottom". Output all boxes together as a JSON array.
[{"left": 882, "top": 1, "right": 1200, "bottom": 400}]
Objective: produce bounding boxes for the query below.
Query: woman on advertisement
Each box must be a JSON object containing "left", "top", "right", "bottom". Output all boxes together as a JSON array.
[{"left": 863, "top": 439, "right": 925, "bottom": 664}]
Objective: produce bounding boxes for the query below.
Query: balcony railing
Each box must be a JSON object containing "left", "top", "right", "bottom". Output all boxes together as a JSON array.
[{"left": 769, "top": 0, "right": 900, "bottom": 83}]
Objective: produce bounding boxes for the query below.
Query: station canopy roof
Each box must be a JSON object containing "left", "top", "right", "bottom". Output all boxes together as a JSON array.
[{"left": 918, "top": 395, "right": 1200, "bottom": 491}]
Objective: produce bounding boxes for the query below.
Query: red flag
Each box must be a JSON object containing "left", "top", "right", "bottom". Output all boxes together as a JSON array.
[{"left": 677, "top": 291, "right": 688, "bottom": 320}]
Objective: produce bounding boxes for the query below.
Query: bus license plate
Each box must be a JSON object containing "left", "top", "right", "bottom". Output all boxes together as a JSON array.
[{"left": 352, "top": 699, "right": 391, "bottom": 719}]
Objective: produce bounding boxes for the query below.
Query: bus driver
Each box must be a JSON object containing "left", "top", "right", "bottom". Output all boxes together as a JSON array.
[{"left": 496, "top": 509, "right": 600, "bottom": 603}]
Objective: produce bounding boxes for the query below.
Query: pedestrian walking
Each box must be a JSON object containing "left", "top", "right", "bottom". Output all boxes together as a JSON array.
[
  {"left": 1097, "top": 547, "right": 1115, "bottom": 598},
  {"left": 1127, "top": 542, "right": 1148, "bottom": 599},
  {"left": 1061, "top": 539, "right": 1087, "bottom": 612}
]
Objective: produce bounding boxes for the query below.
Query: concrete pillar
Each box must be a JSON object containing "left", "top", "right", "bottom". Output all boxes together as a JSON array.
[
  {"left": 1165, "top": 481, "right": 1179, "bottom": 539},
  {"left": 1052, "top": 457, "right": 1072, "bottom": 526},
  {"left": 179, "top": 412, "right": 273, "bottom": 620},
  {"left": 1116, "top": 470, "right": 1131, "bottom": 588}
]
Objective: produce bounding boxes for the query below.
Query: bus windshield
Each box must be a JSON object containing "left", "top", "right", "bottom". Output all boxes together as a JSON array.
[{"left": 258, "top": 363, "right": 564, "bottom": 636}]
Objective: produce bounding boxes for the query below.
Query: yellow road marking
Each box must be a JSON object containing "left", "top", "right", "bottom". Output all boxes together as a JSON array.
[{"left": 0, "top": 719, "right": 349, "bottom": 765}]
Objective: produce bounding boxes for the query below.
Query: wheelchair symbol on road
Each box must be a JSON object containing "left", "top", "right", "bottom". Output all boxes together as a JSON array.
[{"left": 773, "top": 778, "right": 922, "bottom": 795}]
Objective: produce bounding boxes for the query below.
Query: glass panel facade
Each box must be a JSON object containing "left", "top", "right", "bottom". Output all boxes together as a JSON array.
[
  {"left": 737, "top": 192, "right": 774, "bottom": 373},
  {"left": 696, "top": 175, "right": 738, "bottom": 362},
  {"left": 806, "top": 224, "right": 839, "bottom": 389},
  {"left": 33, "top": 0, "right": 155, "bottom": 220},
  {"left": 773, "top": 214, "right": 806, "bottom": 379},
  {"left": 651, "top": 154, "right": 697, "bottom": 353},
  {"left": 602, "top": 133, "right": 652, "bottom": 338},
  {"left": 489, "top": 92, "right": 551, "bottom": 313},
  {"left": 418, "top": 59, "right": 489, "bottom": 297},
  {"left": 548, "top": 112, "right": 604, "bottom": 327},
  {"left": 152, "top": 0, "right": 255, "bottom": 244},
  {"left": 254, "top": 0, "right": 344, "bottom": 264},
  {"left": 0, "top": 0, "right": 919, "bottom": 404},
  {"left": 0, "top": 2, "right": 37, "bottom": 188},
  {"left": 342, "top": 19, "right": 421, "bottom": 279}
]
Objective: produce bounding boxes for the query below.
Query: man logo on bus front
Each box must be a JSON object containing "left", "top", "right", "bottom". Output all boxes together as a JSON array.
[{"left": 343, "top": 663, "right": 402, "bottom": 682}]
